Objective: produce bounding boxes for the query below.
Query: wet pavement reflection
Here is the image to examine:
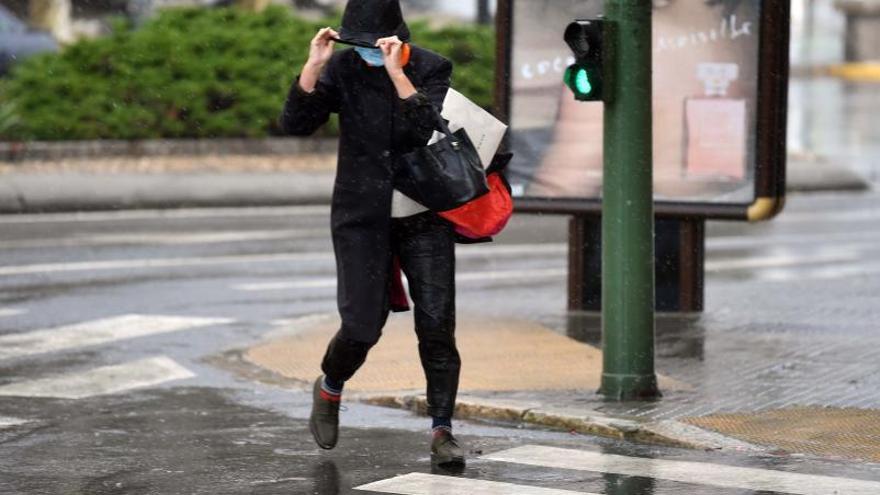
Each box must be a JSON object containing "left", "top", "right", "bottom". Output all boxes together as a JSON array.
[
  {"left": 313, "top": 461, "right": 341, "bottom": 495},
  {"left": 604, "top": 472, "right": 657, "bottom": 495},
  {"left": 601, "top": 443, "right": 657, "bottom": 495},
  {"left": 564, "top": 312, "right": 707, "bottom": 362}
]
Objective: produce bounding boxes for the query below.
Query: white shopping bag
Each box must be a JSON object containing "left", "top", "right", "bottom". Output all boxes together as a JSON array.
[
  {"left": 392, "top": 88, "right": 509, "bottom": 217},
  {"left": 435, "top": 88, "right": 509, "bottom": 167}
]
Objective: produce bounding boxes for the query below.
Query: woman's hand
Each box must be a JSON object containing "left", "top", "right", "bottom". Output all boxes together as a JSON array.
[
  {"left": 377, "top": 36, "right": 404, "bottom": 76},
  {"left": 377, "top": 36, "right": 416, "bottom": 98},
  {"left": 307, "top": 27, "right": 339, "bottom": 70},
  {"left": 300, "top": 27, "right": 338, "bottom": 93}
]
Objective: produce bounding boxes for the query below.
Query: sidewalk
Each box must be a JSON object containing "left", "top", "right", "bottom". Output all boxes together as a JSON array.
[
  {"left": 0, "top": 152, "right": 870, "bottom": 213},
  {"left": 226, "top": 311, "right": 880, "bottom": 465}
]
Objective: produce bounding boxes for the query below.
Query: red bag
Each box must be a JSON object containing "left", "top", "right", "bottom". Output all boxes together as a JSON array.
[{"left": 438, "top": 154, "right": 514, "bottom": 239}]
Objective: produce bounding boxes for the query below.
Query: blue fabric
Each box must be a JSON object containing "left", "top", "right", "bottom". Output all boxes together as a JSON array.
[
  {"left": 322, "top": 375, "right": 344, "bottom": 395},
  {"left": 432, "top": 416, "right": 452, "bottom": 430},
  {"left": 355, "top": 47, "right": 385, "bottom": 67}
]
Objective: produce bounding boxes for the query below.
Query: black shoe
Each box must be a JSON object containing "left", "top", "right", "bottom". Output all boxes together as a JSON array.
[
  {"left": 309, "top": 376, "right": 340, "bottom": 450},
  {"left": 431, "top": 429, "right": 465, "bottom": 468}
]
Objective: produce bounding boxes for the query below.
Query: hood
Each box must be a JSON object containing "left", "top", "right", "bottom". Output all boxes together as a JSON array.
[{"left": 336, "top": 0, "right": 410, "bottom": 48}]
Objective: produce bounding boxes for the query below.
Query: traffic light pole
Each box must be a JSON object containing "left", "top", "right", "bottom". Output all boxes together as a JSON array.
[{"left": 599, "top": 0, "right": 660, "bottom": 400}]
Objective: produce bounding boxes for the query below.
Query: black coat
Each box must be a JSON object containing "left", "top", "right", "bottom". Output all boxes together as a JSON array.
[{"left": 279, "top": 46, "right": 452, "bottom": 344}]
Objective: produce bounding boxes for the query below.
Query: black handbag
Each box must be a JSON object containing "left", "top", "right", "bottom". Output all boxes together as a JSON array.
[{"left": 394, "top": 111, "right": 489, "bottom": 212}]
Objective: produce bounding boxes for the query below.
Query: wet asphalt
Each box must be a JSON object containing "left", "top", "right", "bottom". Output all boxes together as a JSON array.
[{"left": 2, "top": 190, "right": 880, "bottom": 493}]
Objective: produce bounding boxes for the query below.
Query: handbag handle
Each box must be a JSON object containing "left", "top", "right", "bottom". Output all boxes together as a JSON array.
[{"left": 431, "top": 108, "right": 461, "bottom": 150}]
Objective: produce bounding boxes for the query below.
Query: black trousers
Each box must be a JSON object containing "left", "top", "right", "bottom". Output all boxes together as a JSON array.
[{"left": 321, "top": 212, "right": 461, "bottom": 419}]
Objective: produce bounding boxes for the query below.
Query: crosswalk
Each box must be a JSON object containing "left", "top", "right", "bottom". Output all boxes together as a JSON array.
[
  {"left": 0, "top": 314, "right": 231, "bottom": 400},
  {"left": 0, "top": 314, "right": 232, "bottom": 361},
  {"left": 0, "top": 356, "right": 194, "bottom": 399},
  {"left": 485, "top": 445, "right": 880, "bottom": 495},
  {"left": 356, "top": 445, "right": 880, "bottom": 495},
  {"left": 359, "top": 473, "right": 588, "bottom": 495}
]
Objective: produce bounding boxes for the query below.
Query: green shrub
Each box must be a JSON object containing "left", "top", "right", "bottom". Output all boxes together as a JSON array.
[
  {"left": 0, "top": 101, "right": 21, "bottom": 139},
  {"left": 410, "top": 20, "right": 495, "bottom": 113},
  {"left": 1, "top": 7, "right": 495, "bottom": 141}
]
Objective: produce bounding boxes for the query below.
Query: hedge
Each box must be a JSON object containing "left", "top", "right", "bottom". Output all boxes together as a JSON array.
[{"left": 0, "top": 6, "right": 494, "bottom": 141}]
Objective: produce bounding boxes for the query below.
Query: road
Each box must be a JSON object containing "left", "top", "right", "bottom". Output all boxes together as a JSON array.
[{"left": 2, "top": 190, "right": 880, "bottom": 494}]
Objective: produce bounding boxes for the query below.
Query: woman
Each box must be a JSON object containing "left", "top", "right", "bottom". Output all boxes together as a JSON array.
[{"left": 278, "top": 0, "right": 465, "bottom": 467}]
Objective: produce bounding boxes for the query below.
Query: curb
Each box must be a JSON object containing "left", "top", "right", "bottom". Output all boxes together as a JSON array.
[
  {"left": 0, "top": 172, "right": 334, "bottom": 213},
  {"left": 0, "top": 172, "right": 334, "bottom": 214},
  {"left": 360, "top": 394, "right": 766, "bottom": 453}
]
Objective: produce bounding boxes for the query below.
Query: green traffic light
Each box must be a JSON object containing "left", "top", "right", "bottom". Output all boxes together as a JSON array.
[
  {"left": 575, "top": 67, "right": 592, "bottom": 95},
  {"left": 565, "top": 65, "right": 597, "bottom": 100},
  {"left": 564, "top": 19, "right": 605, "bottom": 102}
]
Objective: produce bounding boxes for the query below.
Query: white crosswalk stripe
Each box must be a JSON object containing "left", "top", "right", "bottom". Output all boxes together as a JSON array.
[
  {"left": 0, "top": 356, "right": 194, "bottom": 399},
  {"left": 0, "top": 314, "right": 233, "bottom": 361},
  {"left": 355, "top": 473, "right": 592, "bottom": 495},
  {"left": 482, "top": 445, "right": 880, "bottom": 495},
  {"left": 0, "top": 416, "right": 30, "bottom": 429},
  {"left": 356, "top": 444, "right": 880, "bottom": 495},
  {"left": 0, "top": 308, "right": 25, "bottom": 318}
]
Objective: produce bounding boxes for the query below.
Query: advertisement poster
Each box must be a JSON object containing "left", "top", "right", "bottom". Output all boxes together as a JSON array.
[{"left": 506, "top": 0, "right": 760, "bottom": 204}]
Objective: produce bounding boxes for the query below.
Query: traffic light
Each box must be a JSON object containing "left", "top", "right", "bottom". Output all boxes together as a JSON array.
[{"left": 564, "top": 20, "right": 605, "bottom": 102}]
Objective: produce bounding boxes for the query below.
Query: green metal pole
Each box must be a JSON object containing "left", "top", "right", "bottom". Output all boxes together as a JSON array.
[{"left": 599, "top": 0, "right": 659, "bottom": 400}]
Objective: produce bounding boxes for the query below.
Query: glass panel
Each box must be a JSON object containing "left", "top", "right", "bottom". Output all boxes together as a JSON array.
[{"left": 507, "top": 0, "right": 761, "bottom": 204}]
